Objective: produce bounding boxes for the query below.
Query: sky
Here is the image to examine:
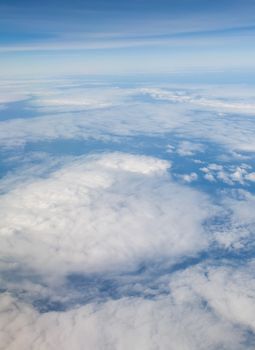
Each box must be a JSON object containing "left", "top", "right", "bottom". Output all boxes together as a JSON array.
[{"left": 0, "top": 0, "right": 255, "bottom": 76}]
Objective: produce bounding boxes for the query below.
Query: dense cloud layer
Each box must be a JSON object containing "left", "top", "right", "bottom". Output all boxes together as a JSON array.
[
  {"left": 0, "top": 82, "right": 255, "bottom": 152},
  {"left": 1, "top": 80, "right": 255, "bottom": 349},
  {"left": 1, "top": 260, "right": 255, "bottom": 350},
  {"left": 0, "top": 153, "right": 212, "bottom": 285}
]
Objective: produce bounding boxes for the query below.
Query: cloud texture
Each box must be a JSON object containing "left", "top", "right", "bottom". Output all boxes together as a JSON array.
[
  {"left": 0, "top": 153, "right": 212, "bottom": 283},
  {"left": 1, "top": 79, "right": 255, "bottom": 349}
]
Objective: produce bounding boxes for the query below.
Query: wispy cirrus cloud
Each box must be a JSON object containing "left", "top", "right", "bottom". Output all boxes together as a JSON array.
[
  {"left": 0, "top": 27, "right": 254, "bottom": 53},
  {"left": 1, "top": 1, "right": 255, "bottom": 75}
]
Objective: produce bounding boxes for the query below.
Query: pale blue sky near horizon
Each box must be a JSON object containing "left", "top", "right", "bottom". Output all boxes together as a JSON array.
[{"left": 0, "top": 0, "right": 255, "bottom": 76}]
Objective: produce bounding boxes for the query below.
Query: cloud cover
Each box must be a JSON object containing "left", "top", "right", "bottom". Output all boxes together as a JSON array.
[
  {"left": 0, "top": 153, "right": 212, "bottom": 285},
  {"left": 1, "top": 259, "right": 255, "bottom": 350},
  {"left": 1, "top": 83, "right": 255, "bottom": 153},
  {"left": 1, "top": 80, "right": 255, "bottom": 349}
]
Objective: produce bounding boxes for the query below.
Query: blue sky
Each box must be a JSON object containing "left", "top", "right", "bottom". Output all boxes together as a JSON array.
[{"left": 0, "top": 0, "right": 255, "bottom": 76}]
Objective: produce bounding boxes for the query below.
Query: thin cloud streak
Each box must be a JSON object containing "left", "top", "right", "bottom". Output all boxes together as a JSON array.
[{"left": 0, "top": 26, "right": 254, "bottom": 53}]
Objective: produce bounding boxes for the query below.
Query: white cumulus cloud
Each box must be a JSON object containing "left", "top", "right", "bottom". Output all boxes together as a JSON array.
[{"left": 0, "top": 152, "right": 213, "bottom": 290}]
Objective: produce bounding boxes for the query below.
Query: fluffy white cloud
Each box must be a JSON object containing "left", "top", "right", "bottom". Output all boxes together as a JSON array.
[
  {"left": 224, "top": 190, "right": 255, "bottom": 226},
  {"left": 213, "top": 190, "right": 255, "bottom": 249},
  {"left": 176, "top": 141, "right": 204, "bottom": 156},
  {"left": 1, "top": 260, "right": 254, "bottom": 350},
  {"left": 140, "top": 87, "right": 255, "bottom": 152},
  {"left": 200, "top": 163, "right": 255, "bottom": 186},
  {"left": 204, "top": 173, "right": 216, "bottom": 182},
  {"left": 171, "top": 261, "right": 255, "bottom": 333},
  {"left": 1, "top": 80, "right": 255, "bottom": 349},
  {"left": 0, "top": 153, "right": 212, "bottom": 286},
  {"left": 140, "top": 86, "right": 255, "bottom": 114},
  {"left": 179, "top": 172, "right": 198, "bottom": 183},
  {"left": 245, "top": 172, "right": 255, "bottom": 182},
  {"left": 0, "top": 102, "right": 189, "bottom": 148}
]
